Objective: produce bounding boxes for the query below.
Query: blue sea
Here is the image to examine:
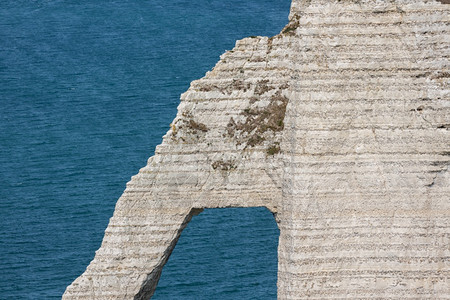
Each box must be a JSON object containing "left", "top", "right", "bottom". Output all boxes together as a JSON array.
[{"left": 0, "top": 1, "right": 290, "bottom": 299}]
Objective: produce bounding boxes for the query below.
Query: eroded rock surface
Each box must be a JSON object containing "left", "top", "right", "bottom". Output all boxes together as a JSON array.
[{"left": 64, "top": 0, "right": 449, "bottom": 299}]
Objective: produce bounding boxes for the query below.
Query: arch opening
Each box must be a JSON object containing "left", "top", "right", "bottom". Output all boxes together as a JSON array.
[{"left": 151, "top": 207, "right": 280, "bottom": 299}]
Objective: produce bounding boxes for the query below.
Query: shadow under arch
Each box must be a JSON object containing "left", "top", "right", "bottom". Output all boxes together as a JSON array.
[{"left": 151, "top": 207, "right": 280, "bottom": 300}]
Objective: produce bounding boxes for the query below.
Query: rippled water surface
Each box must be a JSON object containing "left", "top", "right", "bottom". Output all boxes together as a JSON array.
[{"left": 0, "top": 1, "right": 290, "bottom": 298}]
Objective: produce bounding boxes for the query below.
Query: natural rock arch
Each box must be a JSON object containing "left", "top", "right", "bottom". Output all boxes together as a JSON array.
[{"left": 64, "top": 0, "right": 449, "bottom": 299}]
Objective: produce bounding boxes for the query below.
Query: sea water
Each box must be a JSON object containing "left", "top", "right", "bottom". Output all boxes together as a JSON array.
[{"left": 0, "top": 1, "right": 290, "bottom": 298}]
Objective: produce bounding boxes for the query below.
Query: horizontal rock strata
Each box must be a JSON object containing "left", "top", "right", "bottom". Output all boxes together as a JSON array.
[{"left": 64, "top": 0, "right": 449, "bottom": 299}]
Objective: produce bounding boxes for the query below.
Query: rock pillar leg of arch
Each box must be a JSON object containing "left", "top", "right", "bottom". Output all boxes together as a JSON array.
[
  {"left": 276, "top": 1, "right": 450, "bottom": 298},
  {"left": 63, "top": 195, "right": 194, "bottom": 299}
]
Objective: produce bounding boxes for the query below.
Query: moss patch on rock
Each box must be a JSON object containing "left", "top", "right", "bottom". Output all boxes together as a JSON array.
[
  {"left": 172, "top": 111, "right": 208, "bottom": 140},
  {"left": 188, "top": 119, "right": 208, "bottom": 133},
  {"left": 226, "top": 89, "right": 288, "bottom": 148},
  {"left": 211, "top": 160, "right": 236, "bottom": 171},
  {"left": 267, "top": 143, "right": 281, "bottom": 155},
  {"left": 254, "top": 79, "right": 275, "bottom": 95},
  {"left": 281, "top": 14, "right": 300, "bottom": 36},
  {"left": 197, "top": 79, "right": 250, "bottom": 94}
]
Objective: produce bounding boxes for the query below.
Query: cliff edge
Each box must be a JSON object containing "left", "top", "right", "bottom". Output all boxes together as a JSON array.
[{"left": 64, "top": 0, "right": 449, "bottom": 299}]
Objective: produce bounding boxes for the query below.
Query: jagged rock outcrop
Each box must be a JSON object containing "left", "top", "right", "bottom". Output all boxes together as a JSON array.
[{"left": 64, "top": 0, "right": 449, "bottom": 299}]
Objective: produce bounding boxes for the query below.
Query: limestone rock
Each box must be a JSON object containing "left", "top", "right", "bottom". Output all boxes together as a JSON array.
[{"left": 64, "top": 0, "right": 449, "bottom": 299}]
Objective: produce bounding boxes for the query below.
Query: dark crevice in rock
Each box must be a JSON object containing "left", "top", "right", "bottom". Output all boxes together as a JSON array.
[{"left": 431, "top": 71, "right": 450, "bottom": 79}]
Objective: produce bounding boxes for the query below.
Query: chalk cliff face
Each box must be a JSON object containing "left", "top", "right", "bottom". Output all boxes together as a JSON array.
[{"left": 64, "top": 0, "right": 449, "bottom": 299}]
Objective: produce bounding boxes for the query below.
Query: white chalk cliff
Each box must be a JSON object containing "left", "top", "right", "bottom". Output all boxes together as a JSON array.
[{"left": 64, "top": 0, "right": 449, "bottom": 299}]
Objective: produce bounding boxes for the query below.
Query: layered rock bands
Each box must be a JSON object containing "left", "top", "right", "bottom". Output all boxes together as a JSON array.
[{"left": 64, "top": 0, "right": 449, "bottom": 299}]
